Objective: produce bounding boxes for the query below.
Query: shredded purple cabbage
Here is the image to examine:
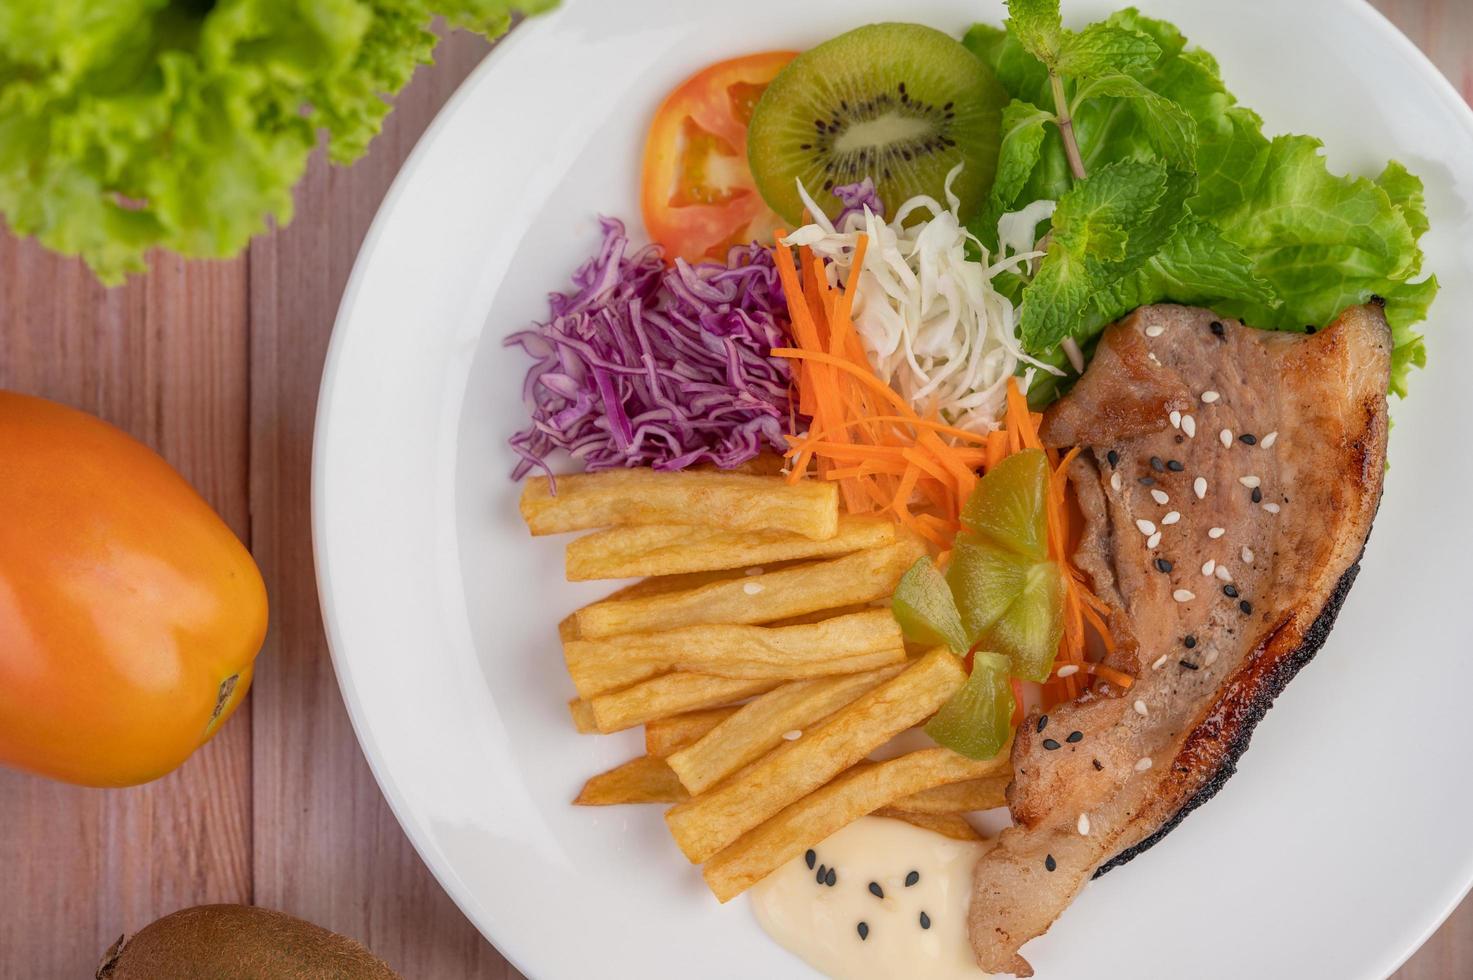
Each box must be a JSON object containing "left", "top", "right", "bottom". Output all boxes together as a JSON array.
[
  {"left": 506, "top": 218, "right": 795, "bottom": 479},
  {"left": 833, "top": 178, "right": 884, "bottom": 226}
]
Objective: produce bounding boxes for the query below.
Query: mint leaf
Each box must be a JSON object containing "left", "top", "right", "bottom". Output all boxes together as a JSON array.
[
  {"left": 975, "top": 100, "right": 1056, "bottom": 248},
  {"left": 1019, "top": 159, "right": 1175, "bottom": 348},
  {"left": 1055, "top": 23, "right": 1161, "bottom": 78},
  {"left": 1072, "top": 73, "right": 1197, "bottom": 167},
  {"left": 1005, "top": 0, "right": 1065, "bottom": 68}
]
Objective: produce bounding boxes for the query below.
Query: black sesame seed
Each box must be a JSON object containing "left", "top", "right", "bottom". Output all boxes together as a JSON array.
[
  {"left": 805, "top": 849, "right": 816, "bottom": 870},
  {"left": 826, "top": 868, "right": 837, "bottom": 887},
  {"left": 1184, "top": 635, "right": 1198, "bottom": 649},
  {"left": 1036, "top": 714, "right": 1049, "bottom": 733},
  {"left": 1138, "top": 476, "right": 1156, "bottom": 486},
  {"left": 858, "top": 922, "right": 870, "bottom": 941},
  {"left": 1223, "top": 584, "right": 1239, "bottom": 598},
  {"left": 1167, "top": 459, "right": 1185, "bottom": 472},
  {"left": 816, "top": 864, "right": 827, "bottom": 884},
  {"left": 869, "top": 881, "right": 884, "bottom": 899},
  {"left": 1240, "top": 433, "right": 1257, "bottom": 445},
  {"left": 905, "top": 871, "right": 920, "bottom": 887},
  {"left": 1042, "top": 738, "right": 1061, "bottom": 751},
  {"left": 1210, "top": 320, "right": 1225, "bottom": 338},
  {"left": 1066, "top": 730, "right": 1084, "bottom": 743},
  {"left": 1180, "top": 659, "right": 1200, "bottom": 670},
  {"left": 1251, "top": 486, "right": 1263, "bottom": 504},
  {"left": 919, "top": 911, "right": 932, "bottom": 930},
  {"left": 1045, "top": 854, "right": 1057, "bottom": 872},
  {"left": 1106, "top": 450, "right": 1120, "bottom": 468},
  {"left": 1150, "top": 456, "right": 1165, "bottom": 472},
  {"left": 1155, "top": 558, "right": 1173, "bottom": 573},
  {"left": 1240, "top": 600, "right": 1254, "bottom": 615}
]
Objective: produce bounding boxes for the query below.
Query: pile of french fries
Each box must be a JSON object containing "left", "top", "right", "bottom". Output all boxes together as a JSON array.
[{"left": 520, "top": 464, "right": 1011, "bottom": 901}]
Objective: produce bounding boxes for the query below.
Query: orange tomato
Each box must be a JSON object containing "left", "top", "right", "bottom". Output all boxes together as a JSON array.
[
  {"left": 640, "top": 51, "right": 796, "bottom": 263},
  {"left": 0, "top": 392, "right": 267, "bottom": 787}
]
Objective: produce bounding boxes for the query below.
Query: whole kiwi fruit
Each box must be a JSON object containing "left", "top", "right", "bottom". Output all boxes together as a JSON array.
[{"left": 96, "top": 905, "right": 401, "bottom": 979}]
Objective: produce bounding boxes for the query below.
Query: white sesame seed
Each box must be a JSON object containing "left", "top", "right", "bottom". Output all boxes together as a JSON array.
[
  {"left": 1201, "top": 390, "right": 1220, "bottom": 404},
  {"left": 743, "top": 582, "right": 765, "bottom": 595},
  {"left": 1110, "top": 472, "right": 1123, "bottom": 492},
  {"left": 1147, "top": 532, "right": 1162, "bottom": 549},
  {"left": 1173, "top": 589, "right": 1195, "bottom": 603},
  {"left": 1145, "top": 324, "right": 1166, "bottom": 338},
  {"left": 1202, "top": 559, "right": 1216, "bottom": 576},
  {"left": 1238, "top": 475, "right": 1261, "bottom": 489},
  {"left": 1208, "top": 527, "right": 1226, "bottom": 539},
  {"left": 1215, "top": 565, "right": 1233, "bottom": 583},
  {"left": 1078, "top": 813, "right": 1091, "bottom": 836},
  {"left": 1134, "top": 756, "right": 1154, "bottom": 772},
  {"left": 782, "top": 729, "right": 803, "bottom": 741},
  {"left": 1152, "top": 654, "right": 1170, "bottom": 670},
  {"left": 1136, "top": 519, "right": 1157, "bottom": 536},
  {"left": 1057, "top": 665, "right": 1080, "bottom": 678},
  {"left": 1193, "top": 477, "right": 1208, "bottom": 499},
  {"left": 1133, "top": 699, "right": 1148, "bottom": 717},
  {"left": 1162, "top": 511, "right": 1181, "bottom": 526},
  {"left": 1169, "top": 410, "right": 1182, "bottom": 429},
  {"left": 1220, "top": 428, "right": 1234, "bottom": 448},
  {"left": 1151, "top": 489, "right": 1169, "bottom": 505},
  {"left": 1261, "top": 431, "right": 1279, "bottom": 448},
  {"left": 1241, "top": 546, "right": 1255, "bottom": 563},
  {"left": 1204, "top": 649, "right": 1220, "bottom": 667},
  {"left": 1262, "top": 502, "right": 1281, "bottom": 514},
  {"left": 745, "top": 567, "right": 765, "bottom": 576},
  {"left": 1181, "top": 414, "right": 1196, "bottom": 438}
]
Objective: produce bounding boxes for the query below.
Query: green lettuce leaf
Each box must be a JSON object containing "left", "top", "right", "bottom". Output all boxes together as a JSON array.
[
  {"left": 0, "top": 0, "right": 557, "bottom": 283},
  {"left": 966, "top": 5, "right": 1439, "bottom": 397}
]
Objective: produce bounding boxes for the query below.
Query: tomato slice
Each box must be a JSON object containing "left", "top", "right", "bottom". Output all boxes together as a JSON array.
[{"left": 641, "top": 51, "right": 796, "bottom": 263}]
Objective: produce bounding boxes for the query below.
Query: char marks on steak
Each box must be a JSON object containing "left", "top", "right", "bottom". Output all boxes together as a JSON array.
[{"left": 968, "top": 303, "right": 1391, "bottom": 976}]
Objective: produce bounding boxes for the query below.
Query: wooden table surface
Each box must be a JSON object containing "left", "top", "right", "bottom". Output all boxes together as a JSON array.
[{"left": 0, "top": 3, "right": 1468, "bottom": 977}]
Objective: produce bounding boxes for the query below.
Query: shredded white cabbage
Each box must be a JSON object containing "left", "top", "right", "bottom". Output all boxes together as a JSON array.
[{"left": 784, "top": 166, "right": 1062, "bottom": 434}]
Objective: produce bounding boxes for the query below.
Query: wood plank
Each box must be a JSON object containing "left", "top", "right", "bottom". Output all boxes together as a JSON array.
[
  {"left": 245, "top": 28, "right": 521, "bottom": 979},
  {"left": 0, "top": 241, "right": 253, "bottom": 976}
]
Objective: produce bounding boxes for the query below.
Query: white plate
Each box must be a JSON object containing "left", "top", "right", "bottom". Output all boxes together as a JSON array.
[{"left": 313, "top": 1, "right": 1473, "bottom": 976}]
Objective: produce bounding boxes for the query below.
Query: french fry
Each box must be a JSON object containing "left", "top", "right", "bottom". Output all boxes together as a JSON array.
[
  {"left": 574, "top": 756, "right": 688, "bottom": 805},
  {"left": 565, "top": 515, "right": 895, "bottom": 581},
  {"left": 644, "top": 707, "right": 740, "bottom": 758},
  {"left": 701, "top": 744, "right": 1010, "bottom": 901},
  {"left": 666, "top": 664, "right": 908, "bottom": 795},
  {"left": 568, "top": 698, "right": 597, "bottom": 733},
  {"left": 575, "top": 537, "right": 925, "bottom": 639},
  {"left": 699, "top": 454, "right": 788, "bottom": 477},
  {"left": 873, "top": 809, "right": 984, "bottom": 842},
  {"left": 588, "top": 674, "right": 779, "bottom": 734},
  {"left": 520, "top": 470, "right": 838, "bottom": 539},
  {"left": 563, "top": 610, "right": 905, "bottom": 698},
  {"left": 892, "top": 773, "right": 1011, "bottom": 814},
  {"left": 764, "top": 603, "right": 882, "bottom": 628},
  {"left": 663, "top": 649, "right": 966, "bottom": 864}
]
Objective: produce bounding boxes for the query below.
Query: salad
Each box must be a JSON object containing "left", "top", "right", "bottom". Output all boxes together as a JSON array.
[{"left": 506, "top": 2, "right": 1431, "bottom": 977}]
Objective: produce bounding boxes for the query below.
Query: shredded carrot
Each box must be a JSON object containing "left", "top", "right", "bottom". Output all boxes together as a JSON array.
[
  {"left": 770, "top": 235, "right": 1127, "bottom": 707},
  {"left": 769, "top": 233, "right": 986, "bottom": 534}
]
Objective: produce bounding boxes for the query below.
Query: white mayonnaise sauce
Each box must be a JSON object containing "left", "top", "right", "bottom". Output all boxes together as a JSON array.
[{"left": 750, "top": 816, "right": 993, "bottom": 980}]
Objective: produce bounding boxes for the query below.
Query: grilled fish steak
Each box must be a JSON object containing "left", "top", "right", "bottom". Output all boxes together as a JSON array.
[{"left": 968, "top": 303, "right": 1391, "bottom": 976}]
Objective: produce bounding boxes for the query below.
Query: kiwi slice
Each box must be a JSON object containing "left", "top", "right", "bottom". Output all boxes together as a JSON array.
[{"left": 748, "top": 22, "right": 1006, "bottom": 225}]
